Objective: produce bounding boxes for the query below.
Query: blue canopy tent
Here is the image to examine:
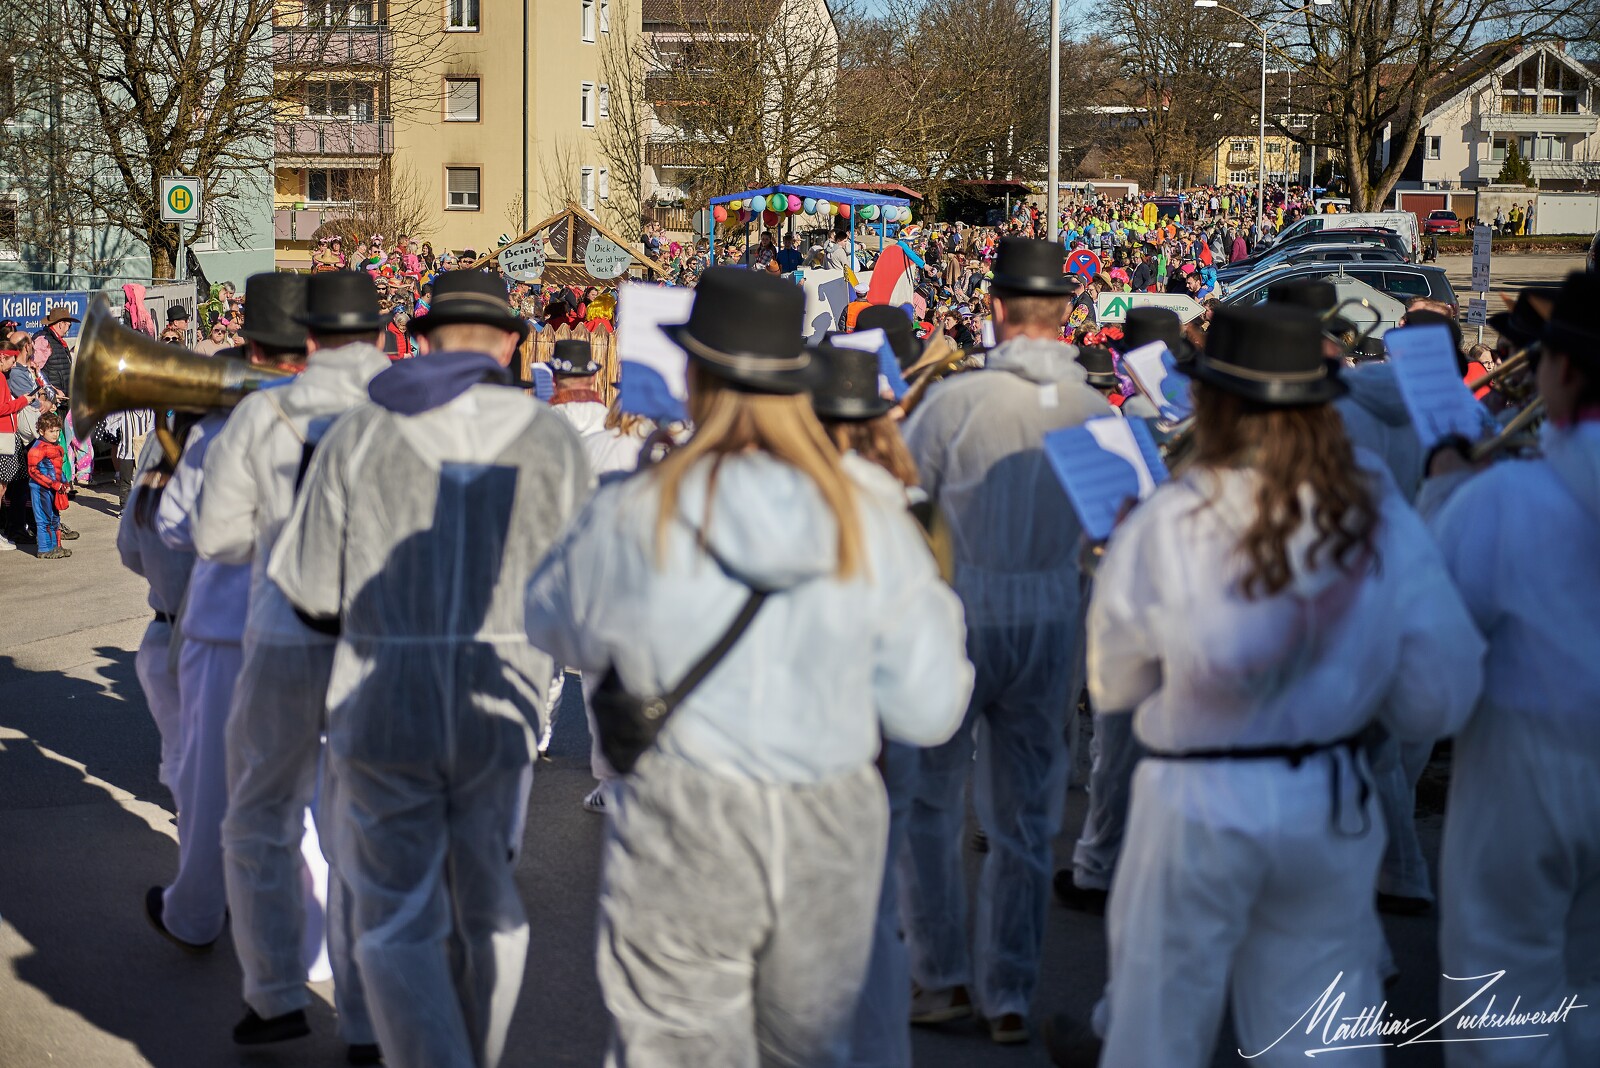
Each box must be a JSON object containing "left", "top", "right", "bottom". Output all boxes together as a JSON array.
[{"left": 707, "top": 185, "right": 912, "bottom": 269}]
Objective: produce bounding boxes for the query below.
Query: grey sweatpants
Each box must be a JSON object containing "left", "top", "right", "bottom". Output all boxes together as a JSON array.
[{"left": 599, "top": 756, "right": 887, "bottom": 1068}]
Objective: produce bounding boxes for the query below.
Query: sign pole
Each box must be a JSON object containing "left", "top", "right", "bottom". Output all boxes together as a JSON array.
[{"left": 1470, "top": 224, "right": 1492, "bottom": 345}]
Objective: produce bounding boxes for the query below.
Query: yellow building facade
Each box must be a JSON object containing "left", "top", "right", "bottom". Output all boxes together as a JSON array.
[
  {"left": 273, "top": 0, "right": 642, "bottom": 269},
  {"left": 1210, "top": 133, "right": 1304, "bottom": 188}
]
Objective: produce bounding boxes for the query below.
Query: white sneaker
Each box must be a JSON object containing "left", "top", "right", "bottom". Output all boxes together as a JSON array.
[
  {"left": 0, "top": 535, "right": 16, "bottom": 551},
  {"left": 582, "top": 784, "right": 608, "bottom": 814}
]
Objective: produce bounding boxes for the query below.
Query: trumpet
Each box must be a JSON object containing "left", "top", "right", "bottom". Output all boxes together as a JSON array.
[{"left": 71, "top": 295, "right": 290, "bottom": 462}]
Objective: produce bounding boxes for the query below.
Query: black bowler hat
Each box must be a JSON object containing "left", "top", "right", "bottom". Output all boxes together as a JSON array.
[
  {"left": 810, "top": 342, "right": 891, "bottom": 421},
  {"left": 1267, "top": 279, "right": 1353, "bottom": 336},
  {"left": 297, "top": 270, "right": 385, "bottom": 332},
  {"left": 1123, "top": 307, "right": 1194, "bottom": 365},
  {"left": 665, "top": 267, "right": 810, "bottom": 395},
  {"left": 989, "top": 237, "right": 1073, "bottom": 295},
  {"left": 1194, "top": 304, "right": 1347, "bottom": 406},
  {"left": 1487, "top": 286, "right": 1556, "bottom": 348},
  {"left": 1075, "top": 345, "right": 1119, "bottom": 389},
  {"left": 1540, "top": 272, "right": 1600, "bottom": 355},
  {"left": 855, "top": 304, "right": 919, "bottom": 371},
  {"left": 165, "top": 305, "right": 190, "bottom": 323},
  {"left": 239, "top": 273, "right": 308, "bottom": 352},
  {"left": 409, "top": 270, "right": 527, "bottom": 339},
  {"left": 550, "top": 339, "right": 601, "bottom": 376}
]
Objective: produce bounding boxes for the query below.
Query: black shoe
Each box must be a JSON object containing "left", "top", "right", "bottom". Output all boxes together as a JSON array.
[
  {"left": 143, "top": 886, "right": 216, "bottom": 954},
  {"left": 1041, "top": 1012, "right": 1102, "bottom": 1068},
  {"left": 347, "top": 1042, "right": 383, "bottom": 1065},
  {"left": 233, "top": 1007, "right": 310, "bottom": 1045},
  {"left": 1052, "top": 870, "right": 1108, "bottom": 915},
  {"left": 58, "top": 525, "right": 79, "bottom": 540},
  {"left": 970, "top": 828, "right": 988, "bottom": 853},
  {"left": 1376, "top": 892, "right": 1431, "bottom": 917}
]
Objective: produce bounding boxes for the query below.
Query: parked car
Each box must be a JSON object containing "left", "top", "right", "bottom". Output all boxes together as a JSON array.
[
  {"left": 1214, "top": 243, "right": 1406, "bottom": 286},
  {"left": 1222, "top": 269, "right": 1406, "bottom": 350},
  {"left": 1218, "top": 230, "right": 1411, "bottom": 280},
  {"left": 1266, "top": 211, "right": 1423, "bottom": 260},
  {"left": 1424, "top": 210, "right": 1462, "bottom": 235},
  {"left": 1221, "top": 261, "right": 1459, "bottom": 319}
]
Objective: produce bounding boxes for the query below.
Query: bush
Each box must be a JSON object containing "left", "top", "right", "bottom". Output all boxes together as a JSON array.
[{"left": 1496, "top": 142, "right": 1535, "bottom": 186}]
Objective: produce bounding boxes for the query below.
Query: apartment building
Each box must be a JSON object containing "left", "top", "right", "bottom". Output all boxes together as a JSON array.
[{"left": 273, "top": 0, "right": 641, "bottom": 268}]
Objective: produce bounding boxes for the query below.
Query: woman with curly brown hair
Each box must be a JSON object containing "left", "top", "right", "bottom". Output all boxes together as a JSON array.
[{"left": 1063, "top": 303, "right": 1486, "bottom": 1067}]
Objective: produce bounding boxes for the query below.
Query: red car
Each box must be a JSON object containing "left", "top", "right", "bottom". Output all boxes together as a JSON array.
[{"left": 1423, "top": 209, "right": 1462, "bottom": 235}]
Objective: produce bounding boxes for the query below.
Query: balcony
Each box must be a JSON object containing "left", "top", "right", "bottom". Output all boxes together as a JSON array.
[
  {"left": 1480, "top": 110, "right": 1599, "bottom": 135},
  {"left": 275, "top": 207, "right": 341, "bottom": 241},
  {"left": 276, "top": 118, "right": 393, "bottom": 158},
  {"left": 645, "top": 141, "right": 704, "bottom": 169},
  {"left": 1226, "top": 151, "right": 1256, "bottom": 167},
  {"left": 273, "top": 25, "right": 392, "bottom": 68},
  {"left": 1473, "top": 158, "right": 1600, "bottom": 182}
]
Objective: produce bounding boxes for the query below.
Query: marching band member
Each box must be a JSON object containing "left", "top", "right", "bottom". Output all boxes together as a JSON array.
[
  {"left": 149, "top": 310, "right": 301, "bottom": 952},
  {"left": 269, "top": 270, "right": 593, "bottom": 1068},
  {"left": 1430, "top": 271, "right": 1600, "bottom": 1068},
  {"left": 193, "top": 272, "right": 388, "bottom": 1058},
  {"left": 116, "top": 433, "right": 194, "bottom": 800},
  {"left": 1069, "top": 304, "right": 1483, "bottom": 1066},
  {"left": 524, "top": 268, "right": 972, "bottom": 1067},
  {"left": 899, "top": 237, "right": 1110, "bottom": 1043}
]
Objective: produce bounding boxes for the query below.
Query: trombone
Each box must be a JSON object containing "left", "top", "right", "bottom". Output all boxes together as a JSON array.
[{"left": 1471, "top": 396, "right": 1545, "bottom": 462}]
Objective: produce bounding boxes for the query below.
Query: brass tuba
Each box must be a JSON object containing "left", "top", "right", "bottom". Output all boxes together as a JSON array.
[{"left": 71, "top": 295, "right": 290, "bottom": 461}]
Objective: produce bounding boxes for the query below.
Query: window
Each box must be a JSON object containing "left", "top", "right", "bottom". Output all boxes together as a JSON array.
[
  {"left": 1228, "top": 170, "right": 1249, "bottom": 184},
  {"left": 1492, "top": 136, "right": 1510, "bottom": 161},
  {"left": 444, "top": 78, "right": 479, "bottom": 122},
  {"left": 304, "top": 81, "right": 374, "bottom": 120},
  {"left": 447, "top": 0, "right": 479, "bottom": 31},
  {"left": 581, "top": 82, "right": 595, "bottom": 127},
  {"left": 600, "top": 0, "right": 610, "bottom": 31},
  {"left": 582, "top": 0, "right": 596, "bottom": 42},
  {"left": 306, "top": 0, "right": 375, "bottom": 24},
  {"left": 307, "top": 169, "right": 361, "bottom": 204},
  {"left": 581, "top": 166, "right": 596, "bottom": 210},
  {"left": 0, "top": 193, "right": 18, "bottom": 250},
  {"left": 598, "top": 167, "right": 609, "bottom": 200},
  {"left": 446, "top": 166, "right": 481, "bottom": 210},
  {"left": 599, "top": 84, "right": 610, "bottom": 119},
  {"left": 1229, "top": 140, "right": 1250, "bottom": 154},
  {"left": 1426, "top": 136, "right": 1441, "bottom": 160}
]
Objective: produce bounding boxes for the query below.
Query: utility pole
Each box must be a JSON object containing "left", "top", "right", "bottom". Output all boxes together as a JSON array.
[{"left": 1047, "top": 0, "right": 1060, "bottom": 241}]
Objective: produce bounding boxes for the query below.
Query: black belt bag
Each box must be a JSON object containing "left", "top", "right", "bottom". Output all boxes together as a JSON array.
[{"left": 590, "top": 586, "right": 769, "bottom": 775}]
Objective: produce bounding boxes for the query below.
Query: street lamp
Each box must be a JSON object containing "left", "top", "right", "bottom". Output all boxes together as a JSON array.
[{"left": 1195, "top": 0, "right": 1332, "bottom": 232}]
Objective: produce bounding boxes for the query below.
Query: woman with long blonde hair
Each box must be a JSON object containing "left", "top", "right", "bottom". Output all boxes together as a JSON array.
[
  {"left": 526, "top": 269, "right": 972, "bottom": 1067},
  {"left": 1051, "top": 304, "right": 1485, "bottom": 1066}
]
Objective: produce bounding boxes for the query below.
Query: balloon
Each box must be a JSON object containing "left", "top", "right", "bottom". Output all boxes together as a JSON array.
[
  {"left": 712, "top": 205, "right": 728, "bottom": 223},
  {"left": 863, "top": 205, "right": 878, "bottom": 221},
  {"left": 787, "top": 194, "right": 802, "bottom": 213},
  {"left": 816, "top": 199, "right": 831, "bottom": 216},
  {"left": 803, "top": 197, "right": 817, "bottom": 214},
  {"left": 764, "top": 193, "right": 781, "bottom": 212},
  {"left": 838, "top": 203, "right": 851, "bottom": 219},
  {"left": 738, "top": 208, "right": 749, "bottom": 223},
  {"left": 762, "top": 209, "right": 779, "bottom": 226}
]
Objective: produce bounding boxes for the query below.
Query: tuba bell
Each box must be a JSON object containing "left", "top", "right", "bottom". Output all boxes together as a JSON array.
[{"left": 71, "top": 295, "right": 290, "bottom": 461}]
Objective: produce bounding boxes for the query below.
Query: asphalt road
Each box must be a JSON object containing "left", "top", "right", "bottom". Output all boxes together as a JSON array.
[
  {"left": 1, "top": 482, "right": 1460, "bottom": 1067},
  {"left": 1434, "top": 251, "right": 1587, "bottom": 317}
]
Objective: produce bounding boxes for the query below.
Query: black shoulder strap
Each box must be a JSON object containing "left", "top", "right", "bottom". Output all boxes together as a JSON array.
[{"left": 661, "top": 587, "right": 768, "bottom": 710}]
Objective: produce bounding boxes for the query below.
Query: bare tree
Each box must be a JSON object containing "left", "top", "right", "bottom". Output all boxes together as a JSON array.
[
  {"left": 1284, "top": 0, "right": 1599, "bottom": 209},
  {"left": 318, "top": 162, "right": 434, "bottom": 246},
  {"left": 9, "top": 0, "right": 445, "bottom": 280},
  {"left": 598, "top": 0, "right": 649, "bottom": 240},
  {"left": 645, "top": 0, "right": 849, "bottom": 201}
]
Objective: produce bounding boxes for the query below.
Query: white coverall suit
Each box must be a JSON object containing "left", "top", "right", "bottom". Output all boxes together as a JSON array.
[
  {"left": 1088, "top": 465, "right": 1484, "bottom": 1067},
  {"left": 117, "top": 436, "right": 195, "bottom": 799},
  {"left": 1336, "top": 362, "right": 1436, "bottom": 902},
  {"left": 1430, "top": 421, "right": 1600, "bottom": 1068},
  {"left": 194, "top": 342, "right": 390, "bottom": 1036},
  {"left": 270, "top": 373, "right": 592, "bottom": 1068},
  {"left": 525, "top": 452, "right": 973, "bottom": 1068},
  {"left": 155, "top": 413, "right": 253, "bottom": 945},
  {"left": 900, "top": 337, "right": 1110, "bottom": 1019}
]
